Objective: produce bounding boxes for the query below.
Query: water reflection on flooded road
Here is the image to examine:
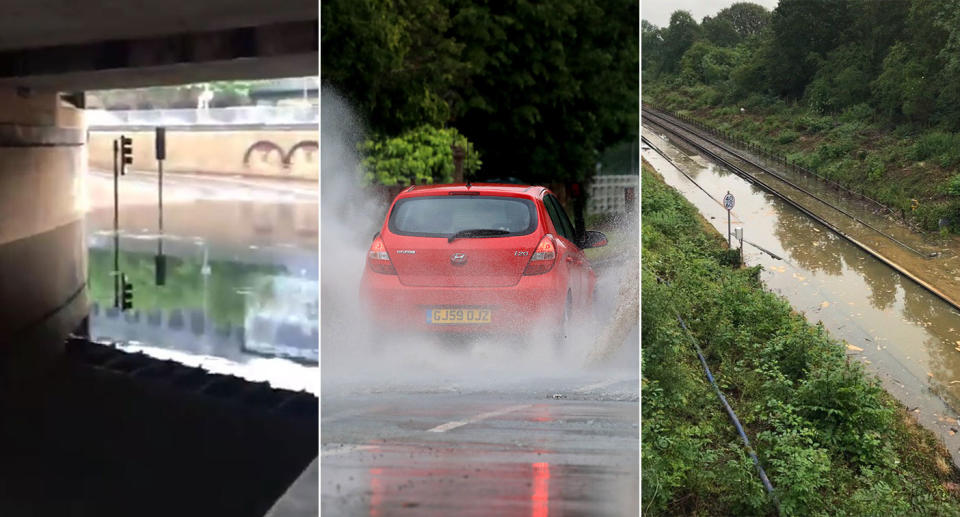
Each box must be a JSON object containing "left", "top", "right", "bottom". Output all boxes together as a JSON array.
[
  {"left": 84, "top": 170, "right": 318, "bottom": 393},
  {"left": 644, "top": 128, "right": 960, "bottom": 464}
]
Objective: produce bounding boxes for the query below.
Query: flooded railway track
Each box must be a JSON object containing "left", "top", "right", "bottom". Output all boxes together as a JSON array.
[
  {"left": 642, "top": 126, "right": 960, "bottom": 466},
  {"left": 642, "top": 106, "right": 960, "bottom": 312}
]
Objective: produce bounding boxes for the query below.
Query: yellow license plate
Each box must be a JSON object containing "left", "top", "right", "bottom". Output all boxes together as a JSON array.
[{"left": 427, "top": 308, "right": 491, "bottom": 324}]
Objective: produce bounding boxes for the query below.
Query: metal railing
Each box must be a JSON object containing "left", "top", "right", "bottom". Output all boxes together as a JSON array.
[{"left": 589, "top": 174, "right": 638, "bottom": 215}]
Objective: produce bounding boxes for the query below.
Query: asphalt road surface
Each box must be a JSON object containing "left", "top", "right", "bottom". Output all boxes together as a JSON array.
[{"left": 321, "top": 374, "right": 639, "bottom": 516}]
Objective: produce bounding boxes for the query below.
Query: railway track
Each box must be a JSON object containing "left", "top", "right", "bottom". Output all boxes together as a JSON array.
[
  {"left": 642, "top": 106, "right": 960, "bottom": 313},
  {"left": 643, "top": 107, "right": 927, "bottom": 256}
]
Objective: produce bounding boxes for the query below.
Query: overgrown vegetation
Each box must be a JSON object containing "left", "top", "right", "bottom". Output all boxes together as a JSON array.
[
  {"left": 643, "top": 0, "right": 960, "bottom": 230},
  {"left": 641, "top": 163, "right": 960, "bottom": 516}
]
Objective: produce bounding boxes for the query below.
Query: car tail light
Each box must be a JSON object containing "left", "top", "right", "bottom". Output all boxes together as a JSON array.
[
  {"left": 367, "top": 236, "right": 397, "bottom": 274},
  {"left": 523, "top": 234, "right": 557, "bottom": 275}
]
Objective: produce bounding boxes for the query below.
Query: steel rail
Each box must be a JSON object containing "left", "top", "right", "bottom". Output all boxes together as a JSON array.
[
  {"left": 642, "top": 110, "right": 960, "bottom": 313},
  {"left": 644, "top": 104, "right": 921, "bottom": 231},
  {"left": 643, "top": 108, "right": 928, "bottom": 258}
]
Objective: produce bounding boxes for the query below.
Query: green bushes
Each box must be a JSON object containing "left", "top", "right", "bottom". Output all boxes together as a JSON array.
[
  {"left": 358, "top": 125, "right": 480, "bottom": 185},
  {"left": 865, "top": 153, "right": 885, "bottom": 181},
  {"left": 642, "top": 167, "right": 960, "bottom": 516},
  {"left": 794, "top": 113, "right": 832, "bottom": 133},
  {"left": 776, "top": 130, "right": 799, "bottom": 144},
  {"left": 947, "top": 174, "right": 960, "bottom": 197},
  {"left": 907, "top": 132, "right": 960, "bottom": 168}
]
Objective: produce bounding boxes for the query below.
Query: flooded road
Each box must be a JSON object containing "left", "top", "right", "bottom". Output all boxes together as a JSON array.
[
  {"left": 319, "top": 88, "right": 638, "bottom": 515},
  {"left": 84, "top": 169, "right": 318, "bottom": 393},
  {"left": 644, "top": 127, "right": 960, "bottom": 465}
]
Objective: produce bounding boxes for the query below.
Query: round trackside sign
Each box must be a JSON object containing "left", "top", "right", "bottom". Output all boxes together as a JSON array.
[{"left": 723, "top": 192, "right": 735, "bottom": 210}]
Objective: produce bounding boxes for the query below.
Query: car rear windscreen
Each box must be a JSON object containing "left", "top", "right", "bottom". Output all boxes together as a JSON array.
[{"left": 388, "top": 195, "right": 538, "bottom": 238}]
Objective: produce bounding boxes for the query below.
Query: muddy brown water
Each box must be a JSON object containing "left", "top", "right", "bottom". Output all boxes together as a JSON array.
[
  {"left": 644, "top": 110, "right": 960, "bottom": 307},
  {"left": 644, "top": 127, "right": 960, "bottom": 466}
]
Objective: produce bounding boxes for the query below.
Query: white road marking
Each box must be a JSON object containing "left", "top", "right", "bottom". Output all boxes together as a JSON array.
[
  {"left": 320, "top": 445, "right": 378, "bottom": 457},
  {"left": 427, "top": 404, "right": 531, "bottom": 433},
  {"left": 573, "top": 378, "right": 626, "bottom": 393}
]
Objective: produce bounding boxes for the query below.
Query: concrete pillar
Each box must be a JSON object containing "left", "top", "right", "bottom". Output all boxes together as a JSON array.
[{"left": 0, "top": 87, "right": 88, "bottom": 377}]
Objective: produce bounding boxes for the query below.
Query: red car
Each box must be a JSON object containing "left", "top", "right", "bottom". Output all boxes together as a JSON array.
[{"left": 360, "top": 183, "right": 607, "bottom": 339}]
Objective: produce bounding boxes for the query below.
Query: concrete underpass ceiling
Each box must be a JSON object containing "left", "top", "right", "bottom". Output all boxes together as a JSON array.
[{"left": 0, "top": 0, "right": 317, "bottom": 90}]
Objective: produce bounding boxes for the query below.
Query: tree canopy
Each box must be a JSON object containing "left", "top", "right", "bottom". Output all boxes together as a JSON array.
[
  {"left": 638, "top": 0, "right": 960, "bottom": 128},
  {"left": 322, "top": 0, "right": 638, "bottom": 186}
]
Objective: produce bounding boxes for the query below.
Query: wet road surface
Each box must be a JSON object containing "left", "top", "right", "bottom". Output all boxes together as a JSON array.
[
  {"left": 321, "top": 376, "right": 639, "bottom": 516},
  {"left": 644, "top": 127, "right": 960, "bottom": 465}
]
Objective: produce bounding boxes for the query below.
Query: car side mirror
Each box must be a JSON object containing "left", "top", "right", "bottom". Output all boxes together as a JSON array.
[{"left": 580, "top": 230, "right": 607, "bottom": 249}]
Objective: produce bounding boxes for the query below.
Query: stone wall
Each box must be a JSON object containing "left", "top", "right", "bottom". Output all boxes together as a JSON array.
[{"left": 88, "top": 129, "right": 318, "bottom": 180}]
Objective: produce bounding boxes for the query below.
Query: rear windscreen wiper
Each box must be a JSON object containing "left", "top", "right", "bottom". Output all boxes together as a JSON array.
[{"left": 448, "top": 228, "right": 510, "bottom": 243}]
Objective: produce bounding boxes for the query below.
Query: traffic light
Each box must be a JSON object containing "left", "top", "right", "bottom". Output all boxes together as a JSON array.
[
  {"left": 155, "top": 127, "right": 166, "bottom": 160},
  {"left": 155, "top": 254, "right": 166, "bottom": 286},
  {"left": 121, "top": 273, "right": 134, "bottom": 310},
  {"left": 120, "top": 135, "right": 133, "bottom": 175}
]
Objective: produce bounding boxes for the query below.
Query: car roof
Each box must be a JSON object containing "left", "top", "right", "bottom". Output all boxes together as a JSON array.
[{"left": 398, "top": 183, "right": 548, "bottom": 198}]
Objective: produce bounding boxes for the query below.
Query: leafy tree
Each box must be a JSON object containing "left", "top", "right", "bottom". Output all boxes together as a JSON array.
[
  {"left": 701, "top": 16, "right": 740, "bottom": 47},
  {"left": 846, "top": 0, "right": 909, "bottom": 69},
  {"left": 661, "top": 11, "right": 700, "bottom": 74},
  {"left": 728, "top": 35, "right": 772, "bottom": 100},
  {"left": 450, "top": 0, "right": 638, "bottom": 185},
  {"left": 678, "top": 41, "right": 740, "bottom": 88},
  {"left": 804, "top": 44, "right": 873, "bottom": 113},
  {"left": 324, "top": 0, "right": 637, "bottom": 190},
  {"left": 358, "top": 125, "right": 480, "bottom": 186},
  {"left": 714, "top": 2, "right": 771, "bottom": 40},
  {"left": 870, "top": 0, "right": 947, "bottom": 123},
  {"left": 767, "top": 0, "right": 854, "bottom": 97},
  {"left": 871, "top": 43, "right": 932, "bottom": 121},
  {"left": 321, "top": 0, "right": 467, "bottom": 135},
  {"left": 642, "top": 20, "right": 666, "bottom": 79}
]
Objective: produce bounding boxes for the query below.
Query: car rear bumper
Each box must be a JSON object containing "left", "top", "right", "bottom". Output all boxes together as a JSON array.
[{"left": 359, "top": 270, "right": 566, "bottom": 334}]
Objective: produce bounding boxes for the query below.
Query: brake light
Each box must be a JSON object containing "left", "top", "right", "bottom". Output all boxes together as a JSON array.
[
  {"left": 367, "top": 236, "right": 397, "bottom": 274},
  {"left": 523, "top": 234, "right": 557, "bottom": 275}
]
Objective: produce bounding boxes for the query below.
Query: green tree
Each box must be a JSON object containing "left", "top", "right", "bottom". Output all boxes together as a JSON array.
[
  {"left": 321, "top": 0, "right": 467, "bottom": 135},
  {"left": 679, "top": 41, "right": 740, "bottom": 88},
  {"left": 642, "top": 20, "right": 666, "bottom": 79},
  {"left": 324, "top": 0, "right": 636, "bottom": 189},
  {"left": 359, "top": 125, "right": 480, "bottom": 186},
  {"left": 714, "top": 2, "right": 771, "bottom": 39},
  {"left": 870, "top": 1, "right": 947, "bottom": 123},
  {"left": 661, "top": 11, "right": 700, "bottom": 75},
  {"left": 450, "top": 0, "right": 638, "bottom": 185},
  {"left": 701, "top": 16, "right": 740, "bottom": 47},
  {"left": 767, "top": 0, "right": 854, "bottom": 97},
  {"left": 804, "top": 44, "right": 873, "bottom": 112}
]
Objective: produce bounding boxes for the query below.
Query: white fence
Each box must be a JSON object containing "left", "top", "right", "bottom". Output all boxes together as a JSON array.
[
  {"left": 588, "top": 174, "right": 638, "bottom": 215},
  {"left": 87, "top": 106, "right": 318, "bottom": 128}
]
